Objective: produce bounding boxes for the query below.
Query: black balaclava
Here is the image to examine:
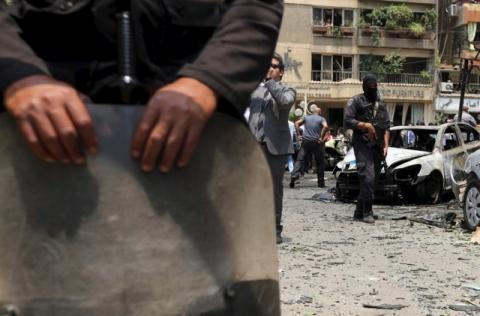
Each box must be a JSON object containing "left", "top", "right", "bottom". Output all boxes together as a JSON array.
[{"left": 362, "top": 74, "right": 378, "bottom": 101}]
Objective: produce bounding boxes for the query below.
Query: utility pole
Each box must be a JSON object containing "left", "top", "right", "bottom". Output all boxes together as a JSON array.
[
  {"left": 458, "top": 59, "right": 472, "bottom": 121},
  {"left": 457, "top": 44, "right": 479, "bottom": 120}
]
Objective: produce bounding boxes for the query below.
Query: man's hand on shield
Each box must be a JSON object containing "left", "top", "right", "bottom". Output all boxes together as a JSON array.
[
  {"left": 4, "top": 75, "right": 97, "bottom": 164},
  {"left": 131, "top": 77, "right": 218, "bottom": 173}
]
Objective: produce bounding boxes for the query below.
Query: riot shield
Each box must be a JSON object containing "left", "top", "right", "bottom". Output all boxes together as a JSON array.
[{"left": 0, "top": 104, "right": 279, "bottom": 316}]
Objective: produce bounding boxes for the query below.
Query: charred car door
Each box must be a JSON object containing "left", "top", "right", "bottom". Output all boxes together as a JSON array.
[{"left": 443, "top": 124, "right": 469, "bottom": 191}]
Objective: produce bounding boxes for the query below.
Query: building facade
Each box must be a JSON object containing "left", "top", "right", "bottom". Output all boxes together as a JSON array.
[
  {"left": 277, "top": 0, "right": 437, "bottom": 128},
  {"left": 437, "top": 0, "right": 480, "bottom": 118}
]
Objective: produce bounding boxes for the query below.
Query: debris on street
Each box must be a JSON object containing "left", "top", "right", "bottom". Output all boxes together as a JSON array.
[
  {"left": 408, "top": 212, "right": 457, "bottom": 228},
  {"left": 280, "top": 174, "right": 480, "bottom": 316},
  {"left": 470, "top": 227, "right": 480, "bottom": 244},
  {"left": 362, "top": 303, "right": 409, "bottom": 310},
  {"left": 448, "top": 304, "right": 480, "bottom": 312}
]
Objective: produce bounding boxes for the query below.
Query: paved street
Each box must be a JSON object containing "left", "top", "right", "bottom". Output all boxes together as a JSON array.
[{"left": 279, "top": 173, "right": 480, "bottom": 316}]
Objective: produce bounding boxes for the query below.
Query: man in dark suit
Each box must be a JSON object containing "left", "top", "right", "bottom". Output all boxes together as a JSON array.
[{"left": 248, "top": 53, "right": 296, "bottom": 244}]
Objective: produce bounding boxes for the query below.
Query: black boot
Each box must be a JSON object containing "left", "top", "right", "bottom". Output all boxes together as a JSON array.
[
  {"left": 353, "top": 203, "right": 364, "bottom": 221},
  {"left": 289, "top": 176, "right": 298, "bottom": 188},
  {"left": 276, "top": 224, "right": 283, "bottom": 244},
  {"left": 317, "top": 179, "right": 325, "bottom": 188},
  {"left": 363, "top": 203, "right": 375, "bottom": 224}
]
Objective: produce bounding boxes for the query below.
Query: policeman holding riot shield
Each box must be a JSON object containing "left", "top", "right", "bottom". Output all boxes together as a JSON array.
[
  {"left": 0, "top": 1, "right": 284, "bottom": 314},
  {"left": 344, "top": 74, "right": 390, "bottom": 223}
]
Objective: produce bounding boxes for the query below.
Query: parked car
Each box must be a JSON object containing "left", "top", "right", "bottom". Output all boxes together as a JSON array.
[
  {"left": 451, "top": 148, "right": 480, "bottom": 230},
  {"left": 334, "top": 122, "right": 480, "bottom": 204},
  {"left": 324, "top": 136, "right": 350, "bottom": 170}
]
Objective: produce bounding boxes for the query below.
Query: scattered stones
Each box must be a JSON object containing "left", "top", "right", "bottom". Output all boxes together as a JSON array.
[
  {"left": 279, "top": 174, "right": 478, "bottom": 315},
  {"left": 296, "top": 295, "right": 313, "bottom": 304},
  {"left": 448, "top": 304, "right": 480, "bottom": 312}
]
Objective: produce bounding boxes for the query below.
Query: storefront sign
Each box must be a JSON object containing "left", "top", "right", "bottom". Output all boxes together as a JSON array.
[
  {"left": 436, "top": 96, "right": 480, "bottom": 113},
  {"left": 380, "top": 89, "right": 425, "bottom": 99},
  {"left": 285, "top": 82, "right": 431, "bottom": 101}
]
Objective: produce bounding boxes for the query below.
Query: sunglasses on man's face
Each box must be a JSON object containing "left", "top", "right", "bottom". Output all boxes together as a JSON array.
[{"left": 270, "top": 64, "right": 280, "bottom": 69}]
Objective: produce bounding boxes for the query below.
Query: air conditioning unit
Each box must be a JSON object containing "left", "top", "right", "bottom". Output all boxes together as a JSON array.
[
  {"left": 449, "top": 4, "right": 458, "bottom": 17},
  {"left": 441, "top": 82, "right": 454, "bottom": 93}
]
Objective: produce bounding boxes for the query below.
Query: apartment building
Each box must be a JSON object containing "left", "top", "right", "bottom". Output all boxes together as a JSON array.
[
  {"left": 437, "top": 0, "right": 480, "bottom": 117},
  {"left": 277, "top": 0, "right": 437, "bottom": 128}
]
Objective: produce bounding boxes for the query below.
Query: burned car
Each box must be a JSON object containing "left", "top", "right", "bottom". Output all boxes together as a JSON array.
[{"left": 334, "top": 122, "right": 480, "bottom": 204}]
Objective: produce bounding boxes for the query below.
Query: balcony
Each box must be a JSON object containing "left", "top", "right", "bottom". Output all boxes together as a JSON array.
[
  {"left": 455, "top": 3, "right": 480, "bottom": 24},
  {"left": 287, "top": 75, "right": 433, "bottom": 102},
  {"left": 311, "top": 70, "right": 432, "bottom": 85},
  {"left": 312, "top": 70, "right": 353, "bottom": 82},
  {"left": 358, "top": 71, "right": 432, "bottom": 85},
  {"left": 374, "top": 0, "right": 435, "bottom": 4},
  {"left": 357, "top": 28, "right": 435, "bottom": 50},
  {"left": 312, "top": 25, "right": 355, "bottom": 37}
]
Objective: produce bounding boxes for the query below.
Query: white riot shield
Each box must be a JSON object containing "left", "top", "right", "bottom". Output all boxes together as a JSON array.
[{"left": 0, "top": 104, "right": 279, "bottom": 316}]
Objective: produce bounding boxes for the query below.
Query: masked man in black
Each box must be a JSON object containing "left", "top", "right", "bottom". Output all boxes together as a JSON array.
[{"left": 344, "top": 74, "right": 390, "bottom": 223}]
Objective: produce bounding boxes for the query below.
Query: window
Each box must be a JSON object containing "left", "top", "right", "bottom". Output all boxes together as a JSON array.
[
  {"left": 313, "top": 7, "right": 354, "bottom": 26},
  {"left": 459, "top": 124, "right": 480, "bottom": 144},
  {"left": 312, "top": 54, "right": 353, "bottom": 82},
  {"left": 390, "top": 129, "right": 437, "bottom": 152},
  {"left": 442, "top": 126, "right": 460, "bottom": 151},
  {"left": 410, "top": 104, "right": 424, "bottom": 125}
]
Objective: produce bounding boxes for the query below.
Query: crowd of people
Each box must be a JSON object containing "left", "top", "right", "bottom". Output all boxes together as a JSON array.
[{"left": 245, "top": 65, "right": 392, "bottom": 239}]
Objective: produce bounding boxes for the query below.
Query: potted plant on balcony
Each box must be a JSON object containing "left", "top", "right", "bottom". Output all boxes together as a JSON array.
[
  {"left": 340, "top": 21, "right": 354, "bottom": 36},
  {"left": 357, "top": 17, "right": 372, "bottom": 35},
  {"left": 420, "top": 70, "right": 432, "bottom": 84},
  {"left": 408, "top": 22, "right": 426, "bottom": 38},
  {"left": 422, "top": 8, "right": 437, "bottom": 32},
  {"left": 331, "top": 26, "right": 343, "bottom": 37},
  {"left": 366, "top": 4, "right": 414, "bottom": 39},
  {"left": 312, "top": 25, "right": 329, "bottom": 34}
]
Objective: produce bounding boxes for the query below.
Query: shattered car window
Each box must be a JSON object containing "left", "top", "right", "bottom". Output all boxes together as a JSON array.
[
  {"left": 442, "top": 126, "right": 459, "bottom": 151},
  {"left": 458, "top": 124, "right": 480, "bottom": 144},
  {"left": 390, "top": 129, "right": 437, "bottom": 152}
]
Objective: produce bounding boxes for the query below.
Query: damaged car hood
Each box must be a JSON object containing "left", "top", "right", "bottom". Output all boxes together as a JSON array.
[{"left": 338, "top": 147, "right": 430, "bottom": 171}]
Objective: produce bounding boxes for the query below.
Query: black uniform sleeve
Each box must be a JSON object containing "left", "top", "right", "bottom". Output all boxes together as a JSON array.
[
  {"left": 344, "top": 96, "right": 359, "bottom": 129},
  {"left": 0, "top": 4, "right": 50, "bottom": 95},
  {"left": 176, "top": 0, "right": 283, "bottom": 115}
]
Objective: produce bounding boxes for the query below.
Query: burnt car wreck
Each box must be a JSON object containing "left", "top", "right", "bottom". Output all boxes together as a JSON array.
[{"left": 334, "top": 122, "right": 480, "bottom": 204}]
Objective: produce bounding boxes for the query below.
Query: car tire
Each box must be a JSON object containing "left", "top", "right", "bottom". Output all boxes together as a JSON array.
[
  {"left": 463, "top": 178, "right": 480, "bottom": 231},
  {"left": 416, "top": 173, "right": 442, "bottom": 204}
]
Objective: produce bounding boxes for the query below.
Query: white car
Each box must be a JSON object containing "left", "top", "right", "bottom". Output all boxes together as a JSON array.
[{"left": 334, "top": 122, "right": 480, "bottom": 204}]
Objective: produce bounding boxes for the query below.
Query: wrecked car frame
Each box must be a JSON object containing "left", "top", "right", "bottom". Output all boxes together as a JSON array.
[{"left": 334, "top": 122, "right": 480, "bottom": 204}]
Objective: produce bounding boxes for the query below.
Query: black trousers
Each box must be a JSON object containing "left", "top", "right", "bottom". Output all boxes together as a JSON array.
[
  {"left": 352, "top": 141, "right": 383, "bottom": 206},
  {"left": 291, "top": 140, "right": 325, "bottom": 185},
  {"left": 261, "top": 146, "right": 288, "bottom": 235}
]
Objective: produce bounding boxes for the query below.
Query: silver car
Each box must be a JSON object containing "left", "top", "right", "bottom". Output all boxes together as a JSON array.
[
  {"left": 452, "top": 146, "right": 480, "bottom": 230},
  {"left": 334, "top": 122, "right": 480, "bottom": 204}
]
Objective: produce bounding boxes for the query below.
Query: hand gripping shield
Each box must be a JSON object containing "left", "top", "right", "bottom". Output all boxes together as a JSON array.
[{"left": 0, "top": 105, "right": 280, "bottom": 316}]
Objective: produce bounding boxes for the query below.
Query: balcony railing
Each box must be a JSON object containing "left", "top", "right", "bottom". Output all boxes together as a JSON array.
[
  {"left": 359, "top": 72, "right": 432, "bottom": 84},
  {"left": 312, "top": 70, "right": 353, "bottom": 82},
  {"left": 311, "top": 71, "right": 432, "bottom": 84},
  {"left": 358, "top": 27, "right": 435, "bottom": 40},
  {"left": 312, "top": 25, "right": 355, "bottom": 37}
]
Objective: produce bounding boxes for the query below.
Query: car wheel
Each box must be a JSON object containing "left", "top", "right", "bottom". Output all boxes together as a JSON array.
[
  {"left": 463, "top": 179, "right": 480, "bottom": 231},
  {"left": 416, "top": 173, "right": 442, "bottom": 204}
]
